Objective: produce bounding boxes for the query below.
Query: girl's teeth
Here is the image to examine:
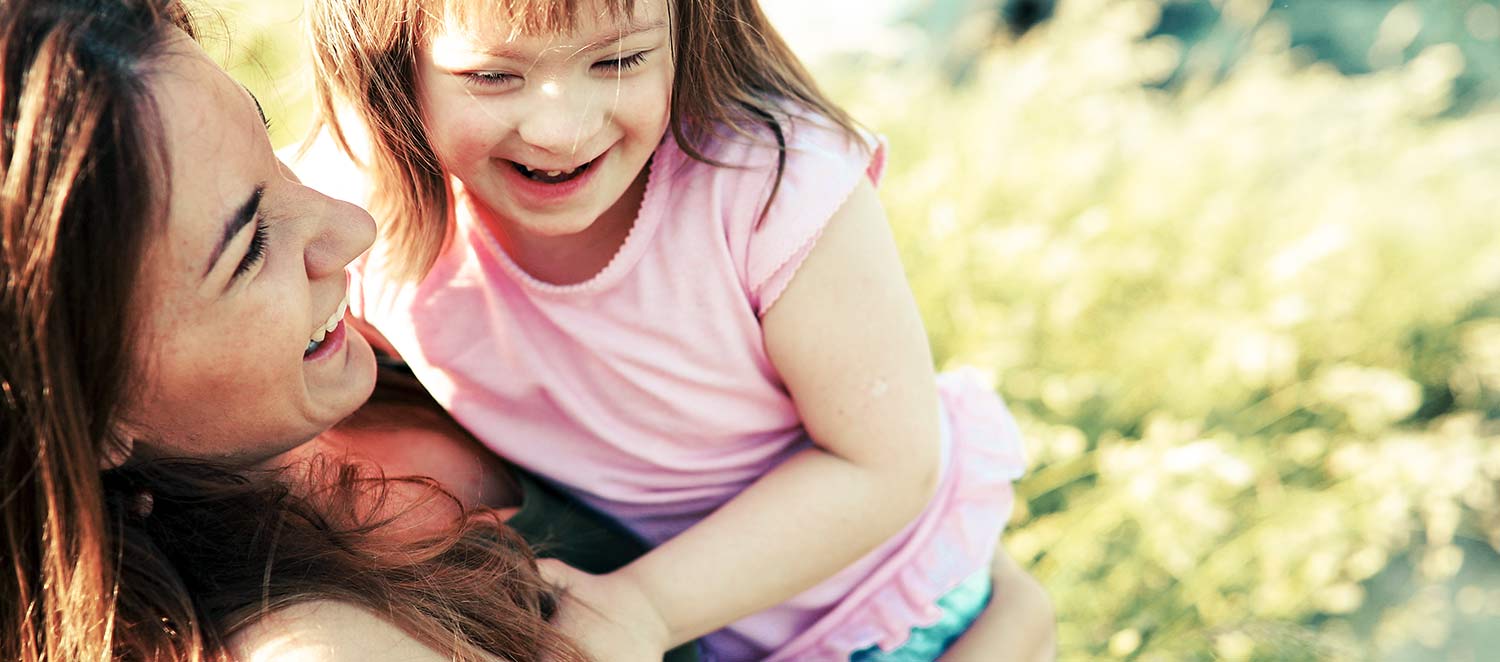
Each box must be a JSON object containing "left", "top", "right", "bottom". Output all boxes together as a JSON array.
[
  {"left": 312, "top": 327, "right": 328, "bottom": 343},
  {"left": 512, "top": 162, "right": 588, "bottom": 182}
]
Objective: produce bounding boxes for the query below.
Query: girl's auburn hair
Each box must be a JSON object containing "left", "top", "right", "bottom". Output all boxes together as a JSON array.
[
  {"left": 308, "top": 0, "right": 864, "bottom": 282},
  {"left": 1, "top": 1, "right": 584, "bottom": 660}
]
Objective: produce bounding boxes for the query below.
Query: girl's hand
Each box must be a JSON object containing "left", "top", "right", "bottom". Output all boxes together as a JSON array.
[{"left": 539, "top": 560, "right": 670, "bottom": 662}]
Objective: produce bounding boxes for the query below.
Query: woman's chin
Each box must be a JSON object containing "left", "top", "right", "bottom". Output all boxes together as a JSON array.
[
  {"left": 302, "top": 327, "right": 379, "bottom": 434},
  {"left": 336, "top": 329, "right": 379, "bottom": 413}
]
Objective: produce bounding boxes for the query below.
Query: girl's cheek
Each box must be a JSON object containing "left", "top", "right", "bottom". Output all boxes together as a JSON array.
[{"left": 435, "top": 112, "right": 502, "bottom": 161}]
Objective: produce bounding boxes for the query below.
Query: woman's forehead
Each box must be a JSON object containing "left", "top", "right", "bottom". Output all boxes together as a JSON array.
[
  {"left": 147, "top": 31, "right": 252, "bottom": 144},
  {"left": 142, "top": 33, "right": 264, "bottom": 281}
]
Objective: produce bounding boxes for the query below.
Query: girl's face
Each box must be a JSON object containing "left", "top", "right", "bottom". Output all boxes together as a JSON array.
[
  {"left": 416, "top": 0, "right": 673, "bottom": 244},
  {"left": 122, "top": 31, "right": 379, "bottom": 465}
]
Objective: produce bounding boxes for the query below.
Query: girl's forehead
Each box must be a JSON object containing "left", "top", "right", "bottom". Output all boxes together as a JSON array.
[{"left": 433, "top": 0, "right": 654, "bottom": 39}]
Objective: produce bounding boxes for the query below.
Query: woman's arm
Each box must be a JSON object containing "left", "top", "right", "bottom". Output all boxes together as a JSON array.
[{"left": 549, "top": 179, "right": 945, "bottom": 656}]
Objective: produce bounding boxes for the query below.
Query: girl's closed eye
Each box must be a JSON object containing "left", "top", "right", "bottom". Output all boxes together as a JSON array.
[
  {"left": 461, "top": 71, "right": 519, "bottom": 88},
  {"left": 593, "top": 50, "right": 649, "bottom": 72}
]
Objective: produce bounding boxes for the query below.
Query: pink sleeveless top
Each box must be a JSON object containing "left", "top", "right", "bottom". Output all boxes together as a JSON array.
[{"left": 297, "top": 115, "right": 1026, "bottom": 660}]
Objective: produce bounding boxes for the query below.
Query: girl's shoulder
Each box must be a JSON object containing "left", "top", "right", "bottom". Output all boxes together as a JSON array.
[
  {"left": 658, "top": 110, "right": 887, "bottom": 316},
  {"left": 666, "top": 109, "right": 884, "bottom": 193}
]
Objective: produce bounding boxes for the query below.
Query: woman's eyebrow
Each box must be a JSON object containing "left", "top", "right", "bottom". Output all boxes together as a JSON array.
[{"left": 202, "top": 184, "right": 265, "bottom": 279}]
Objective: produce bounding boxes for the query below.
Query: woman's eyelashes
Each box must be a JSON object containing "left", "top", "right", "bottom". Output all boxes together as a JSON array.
[
  {"left": 459, "top": 50, "right": 652, "bottom": 88},
  {"left": 233, "top": 218, "right": 270, "bottom": 279}
]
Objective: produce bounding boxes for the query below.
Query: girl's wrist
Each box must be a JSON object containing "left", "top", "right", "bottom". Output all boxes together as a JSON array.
[{"left": 603, "top": 567, "right": 675, "bottom": 648}]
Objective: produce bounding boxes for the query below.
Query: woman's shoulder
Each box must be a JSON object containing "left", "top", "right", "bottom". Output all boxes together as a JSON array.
[{"left": 229, "top": 601, "right": 478, "bottom": 662}]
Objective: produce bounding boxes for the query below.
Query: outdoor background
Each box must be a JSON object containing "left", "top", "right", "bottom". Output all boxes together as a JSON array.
[{"left": 206, "top": 1, "right": 1500, "bottom": 659}]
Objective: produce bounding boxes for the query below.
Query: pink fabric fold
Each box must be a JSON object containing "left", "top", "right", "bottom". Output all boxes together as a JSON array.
[{"left": 760, "top": 368, "right": 1026, "bottom": 660}]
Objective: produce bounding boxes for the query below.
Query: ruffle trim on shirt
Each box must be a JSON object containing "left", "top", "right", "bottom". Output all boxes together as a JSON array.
[{"left": 764, "top": 368, "right": 1027, "bottom": 661}]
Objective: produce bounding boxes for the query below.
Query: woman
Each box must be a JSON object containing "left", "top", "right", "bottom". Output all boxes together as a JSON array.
[
  {"left": 0, "top": 0, "right": 1054, "bottom": 660},
  {"left": 1, "top": 1, "right": 583, "bottom": 660}
]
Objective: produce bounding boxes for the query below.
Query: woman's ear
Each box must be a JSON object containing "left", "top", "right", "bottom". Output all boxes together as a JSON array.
[{"left": 99, "top": 428, "right": 136, "bottom": 470}]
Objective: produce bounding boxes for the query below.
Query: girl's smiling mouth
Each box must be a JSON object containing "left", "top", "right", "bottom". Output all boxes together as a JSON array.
[
  {"left": 507, "top": 157, "right": 596, "bottom": 184},
  {"left": 495, "top": 148, "right": 610, "bottom": 205}
]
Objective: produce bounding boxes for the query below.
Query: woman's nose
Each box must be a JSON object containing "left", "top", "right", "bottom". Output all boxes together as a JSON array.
[{"left": 306, "top": 193, "right": 376, "bottom": 279}]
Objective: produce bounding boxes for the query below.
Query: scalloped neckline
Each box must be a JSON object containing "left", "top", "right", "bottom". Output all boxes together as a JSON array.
[{"left": 464, "top": 133, "right": 675, "bottom": 296}]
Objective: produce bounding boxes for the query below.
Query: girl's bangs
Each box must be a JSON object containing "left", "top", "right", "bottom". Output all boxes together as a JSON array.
[{"left": 436, "top": 0, "right": 639, "bottom": 38}]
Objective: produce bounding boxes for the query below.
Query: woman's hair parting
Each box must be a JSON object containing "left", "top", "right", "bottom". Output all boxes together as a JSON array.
[
  {"left": 308, "top": 0, "right": 863, "bottom": 281},
  {"left": 1, "top": 1, "right": 583, "bottom": 660}
]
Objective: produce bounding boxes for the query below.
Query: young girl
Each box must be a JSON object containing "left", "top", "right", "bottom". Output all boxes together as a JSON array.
[{"left": 296, "top": 0, "right": 1036, "bottom": 659}]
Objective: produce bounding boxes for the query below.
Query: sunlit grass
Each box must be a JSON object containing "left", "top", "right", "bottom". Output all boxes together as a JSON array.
[{"left": 844, "top": 1, "right": 1500, "bottom": 658}]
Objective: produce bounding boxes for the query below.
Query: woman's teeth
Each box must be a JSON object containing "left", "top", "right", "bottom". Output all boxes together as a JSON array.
[
  {"left": 512, "top": 160, "right": 590, "bottom": 184},
  {"left": 305, "top": 295, "right": 349, "bottom": 357}
]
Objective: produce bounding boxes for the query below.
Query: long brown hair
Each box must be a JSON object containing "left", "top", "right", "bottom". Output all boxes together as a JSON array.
[
  {"left": 1, "top": 1, "right": 582, "bottom": 660},
  {"left": 308, "top": 0, "right": 863, "bottom": 281}
]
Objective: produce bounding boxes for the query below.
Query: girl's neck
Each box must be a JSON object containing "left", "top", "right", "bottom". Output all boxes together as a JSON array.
[{"left": 472, "top": 164, "right": 651, "bottom": 286}]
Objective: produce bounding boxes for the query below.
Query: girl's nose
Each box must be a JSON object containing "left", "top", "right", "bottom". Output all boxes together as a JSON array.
[{"left": 515, "top": 78, "right": 605, "bottom": 158}]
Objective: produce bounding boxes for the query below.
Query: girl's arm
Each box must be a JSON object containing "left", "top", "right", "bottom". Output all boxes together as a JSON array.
[{"left": 551, "top": 178, "right": 945, "bottom": 654}]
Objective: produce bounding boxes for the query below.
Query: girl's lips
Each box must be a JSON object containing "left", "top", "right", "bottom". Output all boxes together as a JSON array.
[
  {"left": 497, "top": 150, "right": 605, "bottom": 205},
  {"left": 304, "top": 318, "right": 346, "bottom": 362}
]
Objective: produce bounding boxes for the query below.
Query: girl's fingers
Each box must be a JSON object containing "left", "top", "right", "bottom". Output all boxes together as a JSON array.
[{"left": 537, "top": 558, "right": 581, "bottom": 590}]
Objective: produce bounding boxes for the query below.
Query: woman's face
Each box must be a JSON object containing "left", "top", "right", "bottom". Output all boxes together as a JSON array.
[{"left": 121, "top": 31, "right": 378, "bottom": 465}]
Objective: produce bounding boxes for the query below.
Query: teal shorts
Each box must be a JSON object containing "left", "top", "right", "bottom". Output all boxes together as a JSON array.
[{"left": 848, "top": 568, "right": 993, "bottom": 661}]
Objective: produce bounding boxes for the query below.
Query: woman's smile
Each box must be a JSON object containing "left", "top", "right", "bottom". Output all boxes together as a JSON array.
[{"left": 304, "top": 291, "right": 349, "bottom": 360}]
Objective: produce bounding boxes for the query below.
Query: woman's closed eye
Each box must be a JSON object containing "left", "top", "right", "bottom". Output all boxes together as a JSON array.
[{"left": 233, "top": 217, "right": 269, "bottom": 279}]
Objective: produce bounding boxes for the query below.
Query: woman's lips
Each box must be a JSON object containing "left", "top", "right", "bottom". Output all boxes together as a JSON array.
[{"left": 303, "top": 318, "right": 346, "bottom": 362}]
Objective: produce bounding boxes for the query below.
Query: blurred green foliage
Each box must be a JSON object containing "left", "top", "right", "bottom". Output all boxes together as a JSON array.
[{"left": 213, "top": 0, "right": 1500, "bottom": 659}]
